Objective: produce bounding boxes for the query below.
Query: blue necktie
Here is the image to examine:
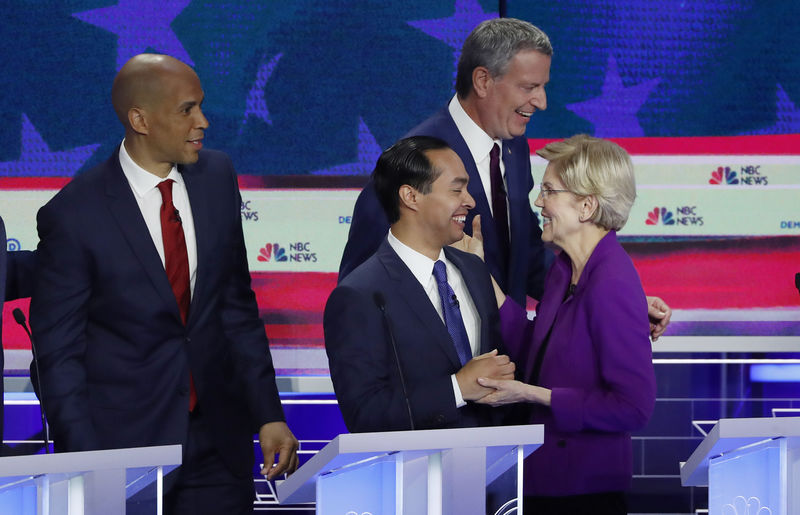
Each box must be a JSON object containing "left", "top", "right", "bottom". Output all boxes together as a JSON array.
[{"left": 432, "top": 260, "right": 472, "bottom": 365}]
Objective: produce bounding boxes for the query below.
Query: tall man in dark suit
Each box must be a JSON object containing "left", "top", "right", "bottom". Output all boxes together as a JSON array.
[
  {"left": 30, "top": 54, "right": 298, "bottom": 514},
  {"left": 1, "top": 219, "right": 35, "bottom": 452},
  {"left": 339, "top": 18, "right": 672, "bottom": 337},
  {"left": 340, "top": 18, "right": 552, "bottom": 304},
  {"left": 324, "top": 136, "right": 515, "bottom": 432}
]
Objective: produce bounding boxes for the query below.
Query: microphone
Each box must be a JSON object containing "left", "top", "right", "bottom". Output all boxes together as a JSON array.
[
  {"left": 451, "top": 293, "right": 459, "bottom": 308},
  {"left": 795, "top": 273, "right": 799, "bottom": 296},
  {"left": 373, "top": 292, "right": 415, "bottom": 430},
  {"left": 172, "top": 208, "right": 182, "bottom": 224},
  {"left": 12, "top": 308, "right": 50, "bottom": 454}
]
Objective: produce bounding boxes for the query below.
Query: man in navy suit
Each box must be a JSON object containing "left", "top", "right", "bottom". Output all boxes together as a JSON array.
[
  {"left": 30, "top": 54, "right": 297, "bottom": 514},
  {"left": 324, "top": 136, "right": 515, "bottom": 432},
  {"left": 339, "top": 18, "right": 672, "bottom": 336},
  {"left": 1, "top": 219, "right": 35, "bottom": 453},
  {"left": 340, "top": 18, "right": 552, "bottom": 305}
]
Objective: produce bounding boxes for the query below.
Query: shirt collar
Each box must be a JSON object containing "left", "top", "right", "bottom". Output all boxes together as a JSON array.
[
  {"left": 448, "top": 94, "right": 502, "bottom": 164},
  {"left": 118, "top": 139, "right": 184, "bottom": 198},
  {"left": 387, "top": 229, "right": 446, "bottom": 287}
]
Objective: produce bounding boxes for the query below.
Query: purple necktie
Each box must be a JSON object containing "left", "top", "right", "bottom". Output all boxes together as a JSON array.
[
  {"left": 432, "top": 260, "right": 472, "bottom": 366},
  {"left": 489, "top": 143, "right": 510, "bottom": 264}
]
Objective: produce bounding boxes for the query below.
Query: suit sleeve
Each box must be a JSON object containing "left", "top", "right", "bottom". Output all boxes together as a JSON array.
[
  {"left": 6, "top": 250, "right": 36, "bottom": 300},
  {"left": 324, "top": 285, "right": 461, "bottom": 432},
  {"left": 337, "top": 181, "right": 390, "bottom": 282},
  {"left": 220, "top": 161, "right": 285, "bottom": 430},
  {"left": 30, "top": 200, "right": 99, "bottom": 451},
  {"left": 549, "top": 275, "right": 656, "bottom": 434}
]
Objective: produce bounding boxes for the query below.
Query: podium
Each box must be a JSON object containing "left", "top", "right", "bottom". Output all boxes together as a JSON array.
[
  {"left": 680, "top": 417, "right": 800, "bottom": 515},
  {"left": 0, "top": 445, "right": 182, "bottom": 514},
  {"left": 277, "top": 424, "right": 543, "bottom": 514}
]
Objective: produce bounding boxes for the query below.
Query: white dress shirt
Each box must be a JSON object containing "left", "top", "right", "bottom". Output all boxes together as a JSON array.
[
  {"left": 448, "top": 94, "right": 507, "bottom": 220},
  {"left": 118, "top": 141, "right": 198, "bottom": 296},
  {"left": 387, "top": 230, "right": 481, "bottom": 407}
]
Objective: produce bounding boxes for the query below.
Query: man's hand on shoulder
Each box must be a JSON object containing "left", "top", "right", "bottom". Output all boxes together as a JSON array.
[
  {"left": 258, "top": 421, "right": 299, "bottom": 480},
  {"left": 646, "top": 295, "right": 672, "bottom": 341},
  {"left": 450, "top": 215, "right": 485, "bottom": 261}
]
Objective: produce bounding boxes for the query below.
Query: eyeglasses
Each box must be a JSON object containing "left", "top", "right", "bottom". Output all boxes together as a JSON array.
[{"left": 538, "top": 187, "right": 571, "bottom": 198}]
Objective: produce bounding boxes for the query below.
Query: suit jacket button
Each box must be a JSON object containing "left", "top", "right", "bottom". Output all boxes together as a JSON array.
[
  {"left": 557, "top": 439, "right": 567, "bottom": 448},
  {"left": 185, "top": 337, "right": 191, "bottom": 343}
]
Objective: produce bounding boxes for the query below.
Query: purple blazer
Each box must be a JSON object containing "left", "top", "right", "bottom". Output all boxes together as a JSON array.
[{"left": 500, "top": 231, "right": 656, "bottom": 496}]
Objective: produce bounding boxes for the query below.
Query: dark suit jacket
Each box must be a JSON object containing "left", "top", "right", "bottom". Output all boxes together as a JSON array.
[
  {"left": 1, "top": 216, "right": 35, "bottom": 450},
  {"left": 30, "top": 148, "right": 284, "bottom": 476},
  {"left": 325, "top": 239, "right": 504, "bottom": 433},
  {"left": 499, "top": 231, "right": 656, "bottom": 496},
  {"left": 338, "top": 106, "right": 551, "bottom": 304}
]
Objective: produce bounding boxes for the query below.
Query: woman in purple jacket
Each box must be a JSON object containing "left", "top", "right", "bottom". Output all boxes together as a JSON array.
[{"left": 471, "top": 135, "right": 656, "bottom": 515}]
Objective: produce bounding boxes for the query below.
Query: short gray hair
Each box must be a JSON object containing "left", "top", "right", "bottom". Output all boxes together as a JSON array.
[
  {"left": 536, "top": 135, "right": 636, "bottom": 231},
  {"left": 456, "top": 18, "right": 552, "bottom": 98}
]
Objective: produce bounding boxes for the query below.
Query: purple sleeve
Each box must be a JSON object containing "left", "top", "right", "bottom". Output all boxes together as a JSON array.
[{"left": 498, "top": 297, "right": 537, "bottom": 367}]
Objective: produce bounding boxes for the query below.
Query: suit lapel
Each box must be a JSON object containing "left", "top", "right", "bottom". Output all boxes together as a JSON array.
[
  {"left": 501, "top": 139, "right": 530, "bottom": 291},
  {"left": 376, "top": 240, "right": 463, "bottom": 369},
  {"left": 104, "top": 150, "right": 183, "bottom": 323},
  {"left": 179, "top": 163, "right": 208, "bottom": 328}
]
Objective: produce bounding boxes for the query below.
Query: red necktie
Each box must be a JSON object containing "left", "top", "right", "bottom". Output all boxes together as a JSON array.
[
  {"left": 157, "top": 179, "right": 197, "bottom": 411},
  {"left": 489, "top": 143, "right": 510, "bottom": 264}
]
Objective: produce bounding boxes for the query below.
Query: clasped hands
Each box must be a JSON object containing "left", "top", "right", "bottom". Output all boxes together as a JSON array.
[
  {"left": 455, "top": 349, "right": 515, "bottom": 401},
  {"left": 455, "top": 350, "right": 549, "bottom": 407}
]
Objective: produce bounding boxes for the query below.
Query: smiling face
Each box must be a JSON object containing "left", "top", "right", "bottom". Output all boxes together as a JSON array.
[
  {"left": 141, "top": 66, "right": 209, "bottom": 174},
  {"left": 478, "top": 49, "right": 550, "bottom": 140},
  {"left": 534, "top": 163, "right": 583, "bottom": 247},
  {"left": 415, "top": 147, "right": 475, "bottom": 249}
]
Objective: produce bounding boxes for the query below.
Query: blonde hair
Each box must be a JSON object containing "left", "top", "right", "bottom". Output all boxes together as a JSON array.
[{"left": 536, "top": 134, "right": 636, "bottom": 231}]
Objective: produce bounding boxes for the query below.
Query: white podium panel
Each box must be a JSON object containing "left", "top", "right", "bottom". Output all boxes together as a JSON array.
[
  {"left": 0, "top": 445, "right": 182, "bottom": 515},
  {"left": 277, "top": 424, "right": 544, "bottom": 514},
  {"left": 680, "top": 417, "right": 800, "bottom": 515}
]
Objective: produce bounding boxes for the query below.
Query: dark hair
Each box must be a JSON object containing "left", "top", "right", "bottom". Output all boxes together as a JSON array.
[
  {"left": 455, "top": 18, "right": 552, "bottom": 99},
  {"left": 372, "top": 136, "right": 450, "bottom": 224}
]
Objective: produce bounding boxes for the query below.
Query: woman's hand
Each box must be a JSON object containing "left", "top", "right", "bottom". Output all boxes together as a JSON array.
[
  {"left": 450, "top": 215, "right": 485, "bottom": 261},
  {"left": 474, "top": 377, "right": 552, "bottom": 407}
]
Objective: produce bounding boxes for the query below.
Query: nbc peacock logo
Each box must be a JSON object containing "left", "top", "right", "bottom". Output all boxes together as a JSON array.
[
  {"left": 645, "top": 207, "right": 675, "bottom": 225},
  {"left": 257, "top": 243, "right": 288, "bottom": 262},
  {"left": 709, "top": 166, "right": 739, "bottom": 185}
]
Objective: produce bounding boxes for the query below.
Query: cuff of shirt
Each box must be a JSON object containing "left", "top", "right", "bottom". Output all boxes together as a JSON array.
[{"left": 451, "top": 374, "right": 466, "bottom": 408}]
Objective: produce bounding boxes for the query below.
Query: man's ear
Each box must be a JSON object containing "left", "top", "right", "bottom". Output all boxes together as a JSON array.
[
  {"left": 398, "top": 185, "right": 419, "bottom": 212},
  {"left": 471, "top": 66, "right": 493, "bottom": 99},
  {"left": 128, "top": 107, "right": 148, "bottom": 135}
]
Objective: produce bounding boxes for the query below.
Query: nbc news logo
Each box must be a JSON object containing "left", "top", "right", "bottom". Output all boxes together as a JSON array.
[
  {"left": 709, "top": 165, "right": 768, "bottom": 185},
  {"left": 646, "top": 206, "right": 704, "bottom": 226},
  {"left": 257, "top": 242, "right": 317, "bottom": 262}
]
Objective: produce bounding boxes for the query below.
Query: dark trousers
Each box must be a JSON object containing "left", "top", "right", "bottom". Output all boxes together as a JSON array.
[
  {"left": 523, "top": 491, "right": 627, "bottom": 515},
  {"left": 128, "top": 407, "right": 255, "bottom": 515}
]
